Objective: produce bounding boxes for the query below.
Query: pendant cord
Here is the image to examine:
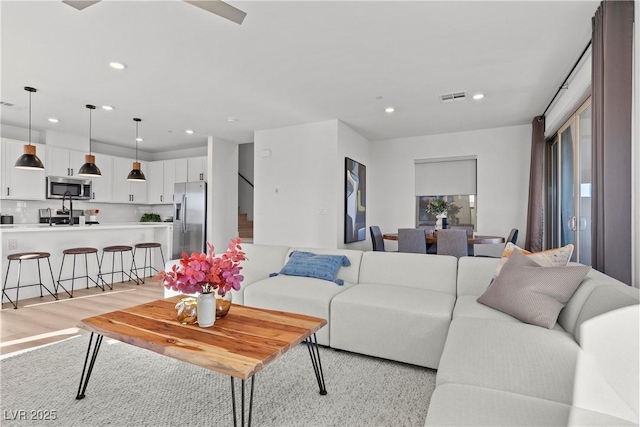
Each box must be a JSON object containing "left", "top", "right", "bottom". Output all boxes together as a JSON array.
[
  {"left": 28, "top": 90, "right": 32, "bottom": 146},
  {"left": 135, "top": 122, "right": 139, "bottom": 162},
  {"left": 89, "top": 108, "right": 92, "bottom": 154}
]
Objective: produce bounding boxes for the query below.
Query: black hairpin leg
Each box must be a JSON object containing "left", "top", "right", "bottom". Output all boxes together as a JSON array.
[
  {"left": 230, "top": 376, "right": 256, "bottom": 427},
  {"left": 305, "top": 333, "right": 327, "bottom": 395},
  {"left": 76, "top": 333, "right": 104, "bottom": 400}
]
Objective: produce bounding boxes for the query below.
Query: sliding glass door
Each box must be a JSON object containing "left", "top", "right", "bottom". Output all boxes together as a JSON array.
[{"left": 547, "top": 98, "right": 592, "bottom": 264}]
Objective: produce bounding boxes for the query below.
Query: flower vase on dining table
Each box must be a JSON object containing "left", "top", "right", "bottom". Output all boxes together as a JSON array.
[{"left": 435, "top": 213, "right": 448, "bottom": 230}]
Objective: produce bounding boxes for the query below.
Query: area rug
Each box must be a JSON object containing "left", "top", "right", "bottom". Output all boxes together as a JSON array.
[{"left": 0, "top": 336, "right": 436, "bottom": 426}]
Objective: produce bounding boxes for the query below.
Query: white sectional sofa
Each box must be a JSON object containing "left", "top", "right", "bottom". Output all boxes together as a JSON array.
[{"left": 166, "top": 243, "right": 640, "bottom": 426}]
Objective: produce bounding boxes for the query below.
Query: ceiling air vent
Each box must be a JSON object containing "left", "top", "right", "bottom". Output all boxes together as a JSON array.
[
  {"left": 439, "top": 91, "right": 466, "bottom": 103},
  {"left": 1, "top": 101, "right": 15, "bottom": 107}
]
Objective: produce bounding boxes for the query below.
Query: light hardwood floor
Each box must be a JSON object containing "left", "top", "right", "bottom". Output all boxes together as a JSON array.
[{"left": 1, "top": 278, "right": 165, "bottom": 355}]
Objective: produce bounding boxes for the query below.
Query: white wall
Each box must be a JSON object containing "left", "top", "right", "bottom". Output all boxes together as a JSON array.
[
  {"left": 207, "top": 136, "right": 239, "bottom": 252},
  {"left": 337, "top": 121, "right": 370, "bottom": 250},
  {"left": 370, "top": 125, "right": 531, "bottom": 256},
  {"left": 254, "top": 120, "right": 340, "bottom": 248},
  {"left": 151, "top": 146, "right": 207, "bottom": 161},
  {"left": 1, "top": 124, "right": 42, "bottom": 144},
  {"left": 633, "top": 2, "right": 639, "bottom": 288}
]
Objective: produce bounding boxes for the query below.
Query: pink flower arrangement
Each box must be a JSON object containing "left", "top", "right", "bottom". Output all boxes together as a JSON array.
[{"left": 160, "top": 238, "right": 246, "bottom": 295}]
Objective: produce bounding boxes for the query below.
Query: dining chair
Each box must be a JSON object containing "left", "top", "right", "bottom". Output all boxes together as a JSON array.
[
  {"left": 369, "top": 226, "right": 386, "bottom": 252},
  {"left": 398, "top": 228, "right": 427, "bottom": 254},
  {"left": 475, "top": 228, "right": 519, "bottom": 258},
  {"left": 451, "top": 225, "right": 474, "bottom": 256},
  {"left": 418, "top": 225, "right": 437, "bottom": 254},
  {"left": 437, "top": 229, "right": 468, "bottom": 258}
]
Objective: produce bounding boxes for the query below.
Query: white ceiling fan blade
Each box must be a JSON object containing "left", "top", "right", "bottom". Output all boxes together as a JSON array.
[
  {"left": 184, "top": 0, "right": 246, "bottom": 25},
  {"left": 62, "top": 0, "right": 101, "bottom": 11}
]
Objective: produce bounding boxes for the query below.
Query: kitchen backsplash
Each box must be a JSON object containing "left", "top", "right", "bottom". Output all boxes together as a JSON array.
[{"left": 0, "top": 200, "right": 173, "bottom": 224}]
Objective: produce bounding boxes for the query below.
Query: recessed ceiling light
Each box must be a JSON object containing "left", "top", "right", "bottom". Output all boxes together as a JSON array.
[
  {"left": 135, "top": 137, "right": 143, "bottom": 142},
  {"left": 101, "top": 105, "right": 114, "bottom": 111},
  {"left": 109, "top": 62, "right": 126, "bottom": 70},
  {"left": 385, "top": 107, "right": 395, "bottom": 113},
  {"left": 48, "top": 118, "right": 59, "bottom": 123},
  {"left": 472, "top": 93, "right": 484, "bottom": 100},
  {"left": 227, "top": 118, "right": 238, "bottom": 122},
  {"left": 185, "top": 129, "right": 194, "bottom": 134}
]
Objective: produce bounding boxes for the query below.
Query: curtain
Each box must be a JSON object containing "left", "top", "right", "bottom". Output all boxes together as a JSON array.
[
  {"left": 525, "top": 116, "right": 545, "bottom": 252},
  {"left": 591, "top": 0, "right": 634, "bottom": 285}
]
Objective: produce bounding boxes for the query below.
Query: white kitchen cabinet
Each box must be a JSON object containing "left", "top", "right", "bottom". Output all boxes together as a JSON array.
[
  {"left": 113, "top": 157, "right": 147, "bottom": 203},
  {"left": 187, "top": 156, "right": 207, "bottom": 182},
  {"left": 165, "top": 158, "right": 188, "bottom": 203},
  {"left": 162, "top": 160, "right": 176, "bottom": 204},
  {"left": 174, "top": 158, "right": 188, "bottom": 184},
  {"left": 147, "top": 161, "right": 165, "bottom": 204},
  {"left": 89, "top": 153, "right": 113, "bottom": 203},
  {"left": 1, "top": 138, "right": 46, "bottom": 200},
  {"left": 147, "top": 158, "right": 188, "bottom": 204},
  {"left": 46, "top": 146, "right": 86, "bottom": 178}
]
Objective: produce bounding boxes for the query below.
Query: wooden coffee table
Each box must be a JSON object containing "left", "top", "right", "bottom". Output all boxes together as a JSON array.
[{"left": 75, "top": 296, "right": 328, "bottom": 426}]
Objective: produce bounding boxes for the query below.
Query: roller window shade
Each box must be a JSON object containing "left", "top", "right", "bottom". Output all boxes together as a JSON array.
[{"left": 415, "top": 158, "right": 477, "bottom": 196}]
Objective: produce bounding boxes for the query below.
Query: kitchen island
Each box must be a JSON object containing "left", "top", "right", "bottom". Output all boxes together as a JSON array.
[{"left": 0, "top": 222, "right": 172, "bottom": 302}]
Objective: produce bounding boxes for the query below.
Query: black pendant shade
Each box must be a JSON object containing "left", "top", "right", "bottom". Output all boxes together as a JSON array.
[
  {"left": 127, "top": 118, "right": 146, "bottom": 182},
  {"left": 78, "top": 156, "right": 102, "bottom": 176},
  {"left": 127, "top": 164, "right": 146, "bottom": 181},
  {"left": 15, "top": 87, "right": 45, "bottom": 170},
  {"left": 15, "top": 146, "right": 45, "bottom": 170},
  {"left": 78, "top": 104, "right": 102, "bottom": 177}
]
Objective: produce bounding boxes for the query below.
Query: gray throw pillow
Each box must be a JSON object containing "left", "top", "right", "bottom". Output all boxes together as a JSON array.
[{"left": 477, "top": 249, "right": 590, "bottom": 329}]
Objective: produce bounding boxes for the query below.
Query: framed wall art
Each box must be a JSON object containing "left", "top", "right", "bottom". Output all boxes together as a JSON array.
[{"left": 344, "top": 157, "right": 366, "bottom": 243}]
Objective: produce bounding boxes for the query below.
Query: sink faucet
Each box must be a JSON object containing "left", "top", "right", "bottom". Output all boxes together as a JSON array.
[
  {"left": 62, "top": 191, "right": 73, "bottom": 226},
  {"left": 45, "top": 207, "right": 52, "bottom": 226}
]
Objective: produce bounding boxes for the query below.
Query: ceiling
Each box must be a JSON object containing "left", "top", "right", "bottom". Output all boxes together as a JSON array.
[{"left": 1, "top": 1, "right": 599, "bottom": 153}]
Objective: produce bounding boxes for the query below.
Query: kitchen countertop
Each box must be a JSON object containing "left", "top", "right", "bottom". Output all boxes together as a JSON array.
[{"left": 0, "top": 222, "right": 173, "bottom": 233}]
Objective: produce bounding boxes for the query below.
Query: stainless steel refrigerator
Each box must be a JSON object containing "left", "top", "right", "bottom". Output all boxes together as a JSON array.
[{"left": 173, "top": 182, "right": 207, "bottom": 258}]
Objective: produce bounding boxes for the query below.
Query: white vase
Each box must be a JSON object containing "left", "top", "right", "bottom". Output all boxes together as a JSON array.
[
  {"left": 197, "top": 292, "right": 216, "bottom": 327},
  {"left": 435, "top": 213, "right": 447, "bottom": 230}
]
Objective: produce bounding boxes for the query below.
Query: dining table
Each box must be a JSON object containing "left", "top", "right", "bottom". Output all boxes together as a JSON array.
[{"left": 382, "top": 232, "right": 505, "bottom": 245}]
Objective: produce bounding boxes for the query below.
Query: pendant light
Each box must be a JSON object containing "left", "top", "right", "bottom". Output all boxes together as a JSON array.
[
  {"left": 14, "top": 87, "right": 45, "bottom": 170},
  {"left": 78, "top": 104, "right": 102, "bottom": 177},
  {"left": 127, "top": 118, "right": 146, "bottom": 181}
]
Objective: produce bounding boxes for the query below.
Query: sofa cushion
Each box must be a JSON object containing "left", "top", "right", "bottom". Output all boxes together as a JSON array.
[
  {"left": 573, "top": 284, "right": 640, "bottom": 344},
  {"left": 330, "top": 283, "right": 455, "bottom": 369},
  {"left": 243, "top": 274, "right": 353, "bottom": 346},
  {"left": 573, "top": 305, "right": 639, "bottom": 422},
  {"left": 358, "top": 252, "right": 458, "bottom": 296},
  {"left": 273, "top": 251, "right": 351, "bottom": 285},
  {"left": 436, "top": 318, "right": 579, "bottom": 404},
  {"left": 453, "top": 296, "right": 520, "bottom": 322},
  {"left": 493, "top": 242, "right": 574, "bottom": 279},
  {"left": 425, "top": 383, "right": 638, "bottom": 427},
  {"left": 477, "top": 250, "right": 590, "bottom": 328},
  {"left": 456, "top": 256, "right": 501, "bottom": 296},
  {"left": 454, "top": 296, "right": 568, "bottom": 333},
  {"left": 240, "top": 243, "right": 291, "bottom": 280}
]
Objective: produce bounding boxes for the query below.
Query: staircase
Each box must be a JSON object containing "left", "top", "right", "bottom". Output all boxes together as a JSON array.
[{"left": 238, "top": 212, "right": 253, "bottom": 242}]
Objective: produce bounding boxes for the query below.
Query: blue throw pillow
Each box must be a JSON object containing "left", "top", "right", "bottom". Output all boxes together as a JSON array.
[{"left": 270, "top": 251, "right": 351, "bottom": 285}]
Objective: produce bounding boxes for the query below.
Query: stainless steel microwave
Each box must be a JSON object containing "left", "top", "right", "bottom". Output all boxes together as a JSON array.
[{"left": 46, "top": 176, "right": 92, "bottom": 200}]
